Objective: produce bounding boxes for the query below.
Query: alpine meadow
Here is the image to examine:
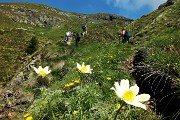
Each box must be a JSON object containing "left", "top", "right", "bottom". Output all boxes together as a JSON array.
[{"left": 0, "top": 0, "right": 180, "bottom": 120}]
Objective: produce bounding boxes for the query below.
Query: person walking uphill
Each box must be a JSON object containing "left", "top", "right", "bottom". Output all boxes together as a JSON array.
[
  {"left": 121, "top": 28, "right": 131, "bottom": 44},
  {"left": 74, "top": 32, "right": 82, "bottom": 47},
  {"left": 82, "top": 24, "right": 87, "bottom": 36}
]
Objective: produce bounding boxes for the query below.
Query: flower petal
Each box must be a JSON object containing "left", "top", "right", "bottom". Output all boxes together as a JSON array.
[
  {"left": 130, "top": 84, "right": 139, "bottom": 95},
  {"left": 110, "top": 87, "right": 115, "bottom": 91},
  {"left": 33, "top": 66, "right": 38, "bottom": 73},
  {"left": 77, "top": 63, "right": 81, "bottom": 70},
  {"left": 114, "top": 82, "right": 121, "bottom": 91},
  {"left": 38, "top": 66, "right": 43, "bottom": 70},
  {"left": 82, "top": 62, "right": 85, "bottom": 67},
  {"left": 44, "top": 66, "right": 51, "bottom": 74},
  {"left": 85, "top": 65, "right": 90, "bottom": 72},
  {"left": 135, "top": 94, "right": 150, "bottom": 102},
  {"left": 86, "top": 65, "right": 93, "bottom": 74},
  {"left": 125, "top": 100, "right": 147, "bottom": 110},
  {"left": 120, "top": 79, "right": 129, "bottom": 90},
  {"left": 44, "top": 66, "right": 49, "bottom": 71},
  {"left": 114, "top": 82, "right": 123, "bottom": 97}
]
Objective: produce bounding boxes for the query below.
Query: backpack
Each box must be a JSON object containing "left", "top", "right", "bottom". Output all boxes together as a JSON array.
[
  {"left": 77, "top": 33, "right": 81, "bottom": 38},
  {"left": 125, "top": 30, "right": 131, "bottom": 37},
  {"left": 82, "top": 24, "right": 86, "bottom": 29}
]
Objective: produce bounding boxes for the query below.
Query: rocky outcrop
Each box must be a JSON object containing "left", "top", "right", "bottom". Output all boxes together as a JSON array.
[
  {"left": 0, "top": 53, "right": 41, "bottom": 119},
  {"left": 158, "top": 0, "right": 178, "bottom": 9},
  {"left": 11, "top": 6, "right": 61, "bottom": 27},
  {"left": 81, "top": 13, "right": 133, "bottom": 24},
  {"left": 0, "top": 4, "right": 62, "bottom": 27}
]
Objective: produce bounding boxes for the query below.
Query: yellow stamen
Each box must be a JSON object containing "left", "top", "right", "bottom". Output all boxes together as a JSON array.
[
  {"left": 81, "top": 66, "right": 87, "bottom": 73},
  {"left": 39, "top": 70, "right": 46, "bottom": 76},
  {"left": 122, "top": 90, "right": 135, "bottom": 102}
]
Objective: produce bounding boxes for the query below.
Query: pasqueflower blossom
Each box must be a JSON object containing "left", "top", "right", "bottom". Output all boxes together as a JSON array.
[
  {"left": 33, "top": 66, "right": 51, "bottom": 77},
  {"left": 77, "top": 62, "right": 92, "bottom": 74},
  {"left": 111, "top": 79, "right": 150, "bottom": 110}
]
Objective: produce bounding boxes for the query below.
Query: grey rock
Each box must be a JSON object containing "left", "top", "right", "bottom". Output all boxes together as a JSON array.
[{"left": 158, "top": 0, "right": 177, "bottom": 9}]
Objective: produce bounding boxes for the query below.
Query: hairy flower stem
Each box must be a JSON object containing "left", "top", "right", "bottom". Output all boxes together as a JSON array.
[
  {"left": 79, "top": 72, "right": 88, "bottom": 89},
  {"left": 79, "top": 72, "right": 83, "bottom": 89},
  {"left": 79, "top": 72, "right": 84, "bottom": 119},
  {"left": 114, "top": 102, "right": 125, "bottom": 120}
]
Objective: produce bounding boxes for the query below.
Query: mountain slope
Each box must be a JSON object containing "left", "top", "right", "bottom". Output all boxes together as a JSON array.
[
  {"left": 127, "top": 0, "right": 180, "bottom": 119},
  {"left": 0, "top": 2, "right": 132, "bottom": 87},
  {"left": 0, "top": 2, "right": 132, "bottom": 119},
  {"left": 0, "top": 1, "right": 179, "bottom": 120}
]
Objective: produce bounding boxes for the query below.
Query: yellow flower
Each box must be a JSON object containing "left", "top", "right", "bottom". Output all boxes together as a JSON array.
[
  {"left": 116, "top": 103, "right": 125, "bottom": 109},
  {"left": 24, "top": 113, "right": 30, "bottom": 118},
  {"left": 33, "top": 66, "right": 51, "bottom": 77},
  {"left": 116, "top": 103, "right": 121, "bottom": 109},
  {"left": 73, "top": 110, "right": 78, "bottom": 115},
  {"left": 77, "top": 62, "right": 92, "bottom": 74},
  {"left": 111, "top": 79, "right": 150, "bottom": 110},
  {"left": 65, "top": 83, "right": 70, "bottom": 87},
  {"left": 74, "top": 80, "right": 80, "bottom": 83},
  {"left": 107, "top": 77, "right": 111, "bottom": 80},
  {"left": 24, "top": 113, "right": 33, "bottom": 120},
  {"left": 100, "top": 70, "right": 103, "bottom": 73},
  {"left": 69, "top": 82, "right": 74, "bottom": 86},
  {"left": 26, "top": 116, "right": 33, "bottom": 120},
  {"left": 65, "top": 82, "right": 75, "bottom": 87}
]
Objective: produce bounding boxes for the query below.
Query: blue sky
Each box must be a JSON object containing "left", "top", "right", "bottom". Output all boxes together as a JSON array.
[{"left": 1, "top": 0, "right": 167, "bottom": 20}]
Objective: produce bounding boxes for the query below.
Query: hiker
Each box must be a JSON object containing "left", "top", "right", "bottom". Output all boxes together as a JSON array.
[
  {"left": 65, "top": 31, "right": 72, "bottom": 45},
  {"left": 121, "top": 28, "right": 131, "bottom": 44},
  {"left": 82, "top": 24, "right": 87, "bottom": 36},
  {"left": 74, "top": 32, "right": 82, "bottom": 47}
]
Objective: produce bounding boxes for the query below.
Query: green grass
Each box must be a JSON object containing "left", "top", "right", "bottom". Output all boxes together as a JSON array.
[
  {"left": 26, "top": 37, "right": 160, "bottom": 119},
  {"left": 0, "top": 1, "right": 180, "bottom": 120}
]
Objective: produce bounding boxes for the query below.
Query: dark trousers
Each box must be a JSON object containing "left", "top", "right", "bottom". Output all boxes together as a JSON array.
[
  {"left": 76, "top": 37, "right": 81, "bottom": 46},
  {"left": 122, "top": 36, "right": 129, "bottom": 44}
]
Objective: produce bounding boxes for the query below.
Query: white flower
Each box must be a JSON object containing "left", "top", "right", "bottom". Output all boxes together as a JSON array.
[
  {"left": 77, "top": 62, "right": 92, "bottom": 74},
  {"left": 111, "top": 79, "right": 150, "bottom": 110},
  {"left": 33, "top": 66, "right": 51, "bottom": 77}
]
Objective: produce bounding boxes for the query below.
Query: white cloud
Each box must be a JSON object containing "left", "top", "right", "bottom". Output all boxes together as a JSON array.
[{"left": 105, "top": 0, "right": 167, "bottom": 11}]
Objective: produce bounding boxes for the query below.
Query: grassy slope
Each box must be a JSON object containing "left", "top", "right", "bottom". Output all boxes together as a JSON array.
[
  {"left": 127, "top": 1, "right": 180, "bottom": 76},
  {"left": 27, "top": 2, "right": 179, "bottom": 120},
  {"left": 0, "top": 2, "right": 78, "bottom": 87},
  {"left": 0, "top": 1, "right": 179, "bottom": 120},
  {"left": 25, "top": 9, "right": 167, "bottom": 120}
]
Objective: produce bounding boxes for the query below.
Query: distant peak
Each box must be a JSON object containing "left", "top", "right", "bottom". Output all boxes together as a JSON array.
[{"left": 158, "top": 0, "right": 178, "bottom": 9}]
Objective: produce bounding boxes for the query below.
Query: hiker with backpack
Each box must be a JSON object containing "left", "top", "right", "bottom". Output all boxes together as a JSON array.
[
  {"left": 121, "top": 28, "right": 131, "bottom": 44},
  {"left": 82, "top": 24, "right": 87, "bottom": 36},
  {"left": 73, "top": 32, "right": 82, "bottom": 47}
]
